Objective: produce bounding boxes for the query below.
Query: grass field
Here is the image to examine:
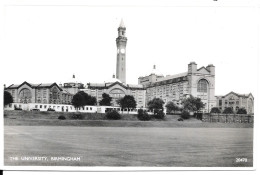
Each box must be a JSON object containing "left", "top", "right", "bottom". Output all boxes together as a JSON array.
[{"left": 4, "top": 126, "right": 253, "bottom": 167}]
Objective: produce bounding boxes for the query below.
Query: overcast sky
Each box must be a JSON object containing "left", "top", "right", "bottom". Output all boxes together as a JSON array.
[{"left": 0, "top": 0, "right": 259, "bottom": 96}]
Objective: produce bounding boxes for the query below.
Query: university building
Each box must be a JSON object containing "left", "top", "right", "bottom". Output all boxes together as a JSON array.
[
  {"left": 138, "top": 62, "right": 216, "bottom": 113},
  {"left": 5, "top": 81, "right": 73, "bottom": 105},
  {"left": 215, "top": 92, "right": 254, "bottom": 114}
]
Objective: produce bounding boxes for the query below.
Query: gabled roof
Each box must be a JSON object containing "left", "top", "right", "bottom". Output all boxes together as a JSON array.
[
  {"left": 197, "top": 66, "right": 210, "bottom": 73},
  {"left": 106, "top": 81, "right": 127, "bottom": 89},
  {"left": 5, "top": 81, "right": 63, "bottom": 91},
  {"left": 216, "top": 91, "right": 254, "bottom": 99}
]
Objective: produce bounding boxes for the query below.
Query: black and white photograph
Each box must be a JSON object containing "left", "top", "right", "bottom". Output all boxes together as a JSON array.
[{"left": 0, "top": 0, "right": 258, "bottom": 172}]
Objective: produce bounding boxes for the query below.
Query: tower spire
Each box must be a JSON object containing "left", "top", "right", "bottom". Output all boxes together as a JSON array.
[{"left": 119, "top": 19, "right": 125, "bottom": 28}]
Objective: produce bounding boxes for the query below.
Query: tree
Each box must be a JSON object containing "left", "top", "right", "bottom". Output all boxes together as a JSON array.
[
  {"left": 210, "top": 107, "right": 221, "bottom": 114},
  {"left": 181, "top": 95, "right": 205, "bottom": 112},
  {"left": 71, "top": 92, "right": 85, "bottom": 109},
  {"left": 237, "top": 108, "right": 247, "bottom": 114},
  {"left": 71, "top": 91, "right": 97, "bottom": 108},
  {"left": 223, "top": 107, "right": 234, "bottom": 114},
  {"left": 4, "top": 91, "right": 13, "bottom": 106},
  {"left": 117, "top": 95, "right": 137, "bottom": 113},
  {"left": 165, "top": 101, "right": 179, "bottom": 114},
  {"left": 99, "top": 93, "right": 112, "bottom": 106},
  {"left": 147, "top": 98, "right": 165, "bottom": 114},
  {"left": 137, "top": 109, "right": 151, "bottom": 121}
]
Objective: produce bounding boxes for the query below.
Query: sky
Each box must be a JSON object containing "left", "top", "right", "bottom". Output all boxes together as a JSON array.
[{"left": 0, "top": 0, "right": 259, "bottom": 96}]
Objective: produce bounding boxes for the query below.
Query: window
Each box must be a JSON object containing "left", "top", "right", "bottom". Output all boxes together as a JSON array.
[
  {"left": 197, "top": 79, "right": 208, "bottom": 93},
  {"left": 40, "top": 105, "right": 42, "bottom": 108},
  {"left": 35, "top": 105, "right": 38, "bottom": 108},
  {"left": 219, "top": 100, "right": 222, "bottom": 106},
  {"left": 90, "top": 107, "right": 92, "bottom": 110}
]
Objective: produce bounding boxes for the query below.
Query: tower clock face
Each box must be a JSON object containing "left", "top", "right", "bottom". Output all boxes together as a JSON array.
[{"left": 120, "top": 48, "right": 125, "bottom": 54}]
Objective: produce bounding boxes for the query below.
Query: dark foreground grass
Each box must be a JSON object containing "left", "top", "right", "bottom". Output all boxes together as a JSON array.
[{"left": 4, "top": 126, "right": 253, "bottom": 167}]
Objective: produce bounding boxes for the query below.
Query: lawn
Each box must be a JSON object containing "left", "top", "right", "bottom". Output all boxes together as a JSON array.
[{"left": 4, "top": 126, "right": 253, "bottom": 167}]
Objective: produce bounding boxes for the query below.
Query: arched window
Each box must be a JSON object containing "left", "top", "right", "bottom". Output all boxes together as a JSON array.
[
  {"left": 19, "top": 88, "right": 32, "bottom": 103},
  {"left": 197, "top": 79, "right": 208, "bottom": 93}
]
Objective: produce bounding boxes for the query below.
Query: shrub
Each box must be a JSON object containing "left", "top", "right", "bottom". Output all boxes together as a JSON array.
[
  {"left": 210, "top": 107, "right": 221, "bottom": 114},
  {"left": 106, "top": 110, "right": 121, "bottom": 120},
  {"left": 223, "top": 107, "right": 233, "bottom": 114},
  {"left": 71, "top": 113, "right": 84, "bottom": 120},
  {"left": 181, "top": 110, "right": 190, "bottom": 119},
  {"left": 137, "top": 109, "right": 152, "bottom": 121},
  {"left": 178, "top": 118, "right": 184, "bottom": 121},
  {"left": 237, "top": 108, "right": 247, "bottom": 114},
  {"left": 154, "top": 110, "right": 165, "bottom": 120},
  {"left": 58, "top": 115, "right": 66, "bottom": 120}
]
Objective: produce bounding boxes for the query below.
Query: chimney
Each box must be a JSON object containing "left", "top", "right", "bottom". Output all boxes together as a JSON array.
[
  {"left": 188, "top": 62, "right": 197, "bottom": 74},
  {"left": 153, "top": 65, "right": 156, "bottom": 69},
  {"left": 113, "top": 74, "right": 115, "bottom": 78},
  {"left": 206, "top": 64, "right": 215, "bottom": 75},
  {"left": 4, "top": 84, "right": 6, "bottom": 89},
  {"left": 73, "top": 74, "right": 75, "bottom": 79}
]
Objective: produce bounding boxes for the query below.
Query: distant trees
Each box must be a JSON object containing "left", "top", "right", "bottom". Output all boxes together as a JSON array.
[
  {"left": 210, "top": 107, "right": 221, "bottom": 114},
  {"left": 237, "top": 108, "right": 247, "bottom": 114},
  {"left": 117, "top": 95, "right": 137, "bottom": 113},
  {"left": 165, "top": 101, "right": 180, "bottom": 114},
  {"left": 99, "top": 93, "right": 112, "bottom": 106},
  {"left": 181, "top": 95, "right": 205, "bottom": 113},
  {"left": 71, "top": 91, "right": 97, "bottom": 109},
  {"left": 4, "top": 91, "right": 13, "bottom": 106}
]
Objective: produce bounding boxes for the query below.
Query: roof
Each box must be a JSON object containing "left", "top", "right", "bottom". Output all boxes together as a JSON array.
[
  {"left": 119, "top": 19, "right": 125, "bottom": 28},
  {"left": 216, "top": 91, "right": 254, "bottom": 99},
  {"left": 156, "top": 72, "right": 188, "bottom": 82},
  {"left": 5, "top": 81, "right": 63, "bottom": 91},
  {"left": 87, "top": 81, "right": 145, "bottom": 90}
]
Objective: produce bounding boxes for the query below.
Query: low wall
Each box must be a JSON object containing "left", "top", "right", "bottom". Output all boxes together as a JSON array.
[{"left": 202, "top": 113, "right": 254, "bottom": 123}]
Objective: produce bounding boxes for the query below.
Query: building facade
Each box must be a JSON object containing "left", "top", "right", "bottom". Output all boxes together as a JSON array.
[
  {"left": 138, "top": 62, "right": 216, "bottom": 113},
  {"left": 5, "top": 81, "right": 73, "bottom": 105},
  {"left": 215, "top": 92, "right": 254, "bottom": 114},
  {"left": 84, "top": 76, "right": 146, "bottom": 108}
]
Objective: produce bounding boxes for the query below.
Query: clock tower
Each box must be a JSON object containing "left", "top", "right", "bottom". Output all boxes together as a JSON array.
[{"left": 116, "top": 19, "right": 127, "bottom": 83}]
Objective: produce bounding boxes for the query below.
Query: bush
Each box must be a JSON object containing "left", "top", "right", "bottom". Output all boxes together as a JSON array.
[
  {"left": 223, "top": 107, "right": 233, "bottom": 114},
  {"left": 237, "top": 108, "right": 247, "bottom": 114},
  {"left": 137, "top": 109, "right": 152, "bottom": 121},
  {"left": 106, "top": 110, "right": 121, "bottom": 120},
  {"left": 71, "top": 113, "right": 84, "bottom": 120},
  {"left": 181, "top": 110, "right": 190, "bottom": 119},
  {"left": 58, "top": 115, "right": 66, "bottom": 120},
  {"left": 210, "top": 107, "right": 221, "bottom": 114},
  {"left": 154, "top": 110, "right": 165, "bottom": 120},
  {"left": 178, "top": 118, "right": 184, "bottom": 121}
]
